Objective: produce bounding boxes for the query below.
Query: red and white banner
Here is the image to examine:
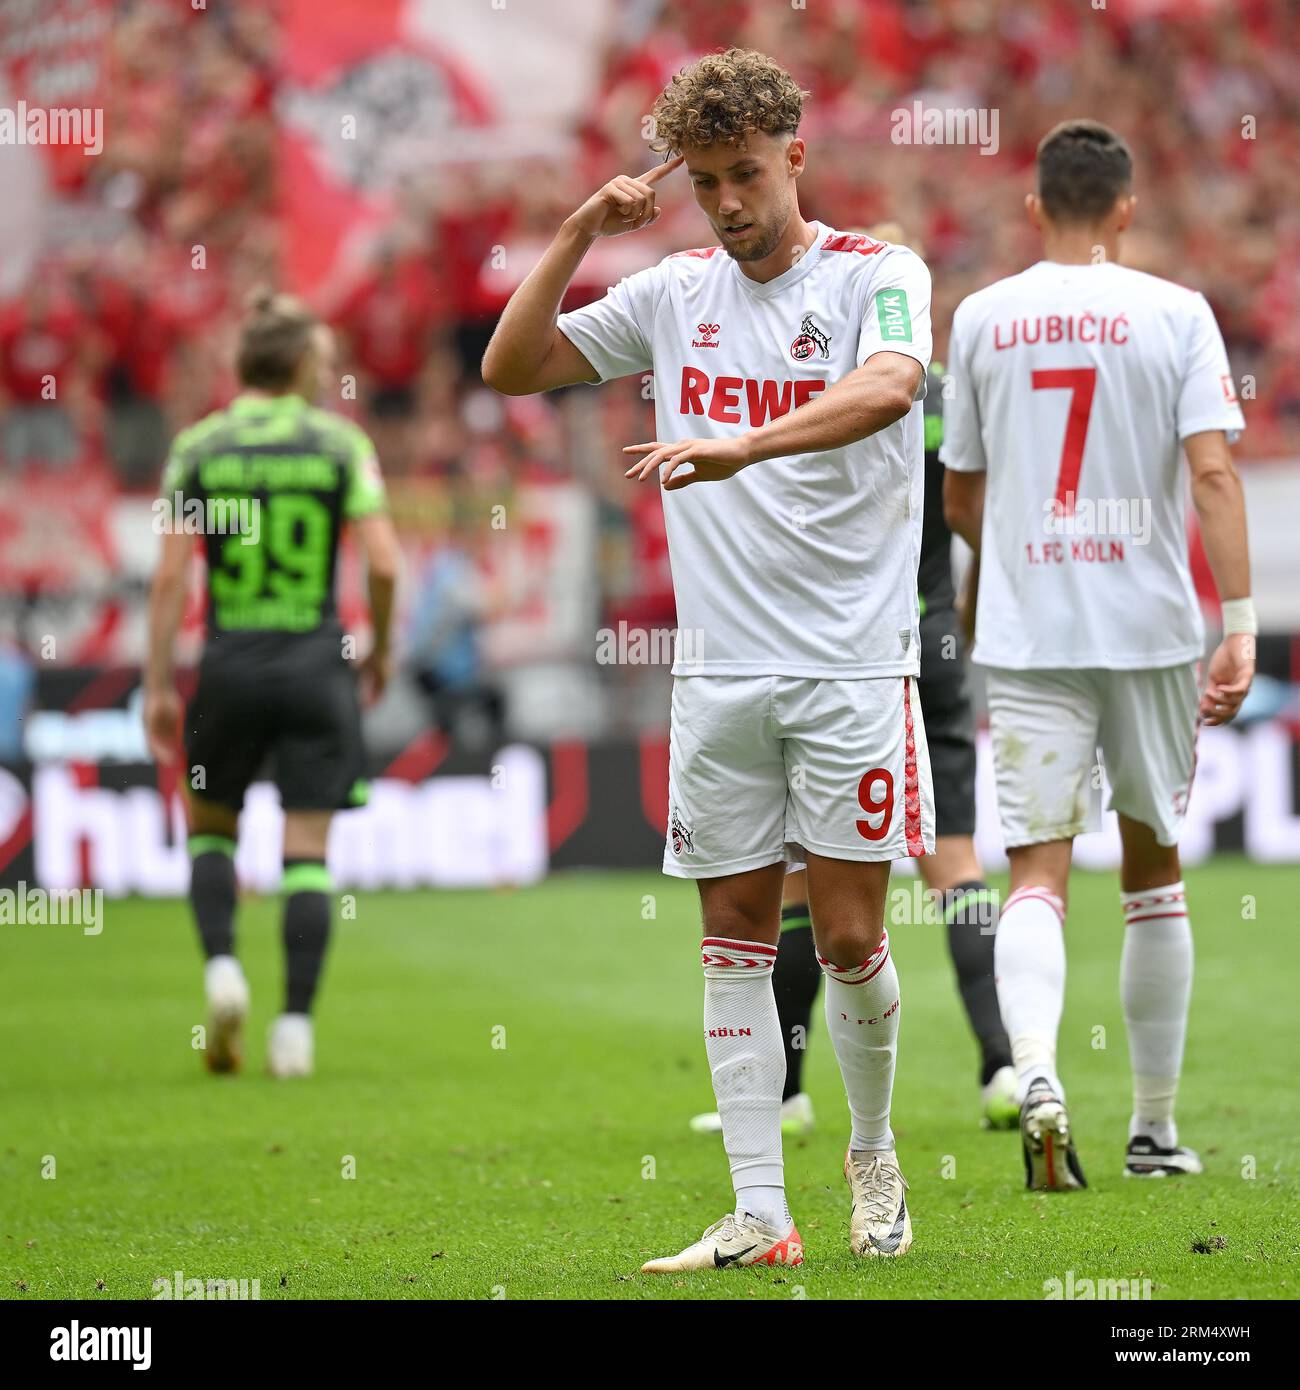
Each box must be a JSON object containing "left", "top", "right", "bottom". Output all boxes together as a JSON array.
[
  {"left": 275, "top": 0, "right": 617, "bottom": 301},
  {"left": 0, "top": 0, "right": 110, "bottom": 188},
  {"left": 0, "top": 0, "right": 111, "bottom": 292},
  {"left": 276, "top": 0, "right": 494, "bottom": 301}
]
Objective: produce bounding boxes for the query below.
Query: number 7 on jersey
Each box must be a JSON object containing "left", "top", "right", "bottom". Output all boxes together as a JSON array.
[{"left": 1032, "top": 367, "right": 1097, "bottom": 516}]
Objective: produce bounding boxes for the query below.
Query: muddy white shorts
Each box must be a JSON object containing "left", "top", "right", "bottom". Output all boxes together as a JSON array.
[
  {"left": 663, "top": 674, "right": 935, "bottom": 878},
  {"left": 984, "top": 664, "right": 1199, "bottom": 850}
]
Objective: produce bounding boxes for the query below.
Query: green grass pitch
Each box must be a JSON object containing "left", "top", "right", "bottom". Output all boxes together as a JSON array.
[{"left": 2, "top": 859, "right": 1296, "bottom": 1300}]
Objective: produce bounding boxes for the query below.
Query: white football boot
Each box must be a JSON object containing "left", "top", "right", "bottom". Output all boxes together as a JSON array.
[
  {"left": 981, "top": 1065, "right": 1020, "bottom": 1130},
  {"left": 267, "top": 1012, "right": 314, "bottom": 1079},
  {"left": 203, "top": 955, "right": 249, "bottom": 1074},
  {"left": 1020, "top": 1076, "right": 1087, "bottom": 1190},
  {"left": 641, "top": 1212, "right": 803, "bottom": 1274},
  {"left": 689, "top": 1092, "right": 816, "bottom": 1137},
  {"left": 845, "top": 1148, "right": 912, "bottom": 1257}
]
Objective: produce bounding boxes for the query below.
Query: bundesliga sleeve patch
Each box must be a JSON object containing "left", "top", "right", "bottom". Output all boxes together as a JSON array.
[{"left": 875, "top": 288, "right": 913, "bottom": 343}]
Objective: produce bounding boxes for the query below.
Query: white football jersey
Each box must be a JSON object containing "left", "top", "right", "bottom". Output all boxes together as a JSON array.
[
  {"left": 557, "top": 224, "right": 932, "bottom": 677},
  {"left": 942, "top": 260, "right": 1244, "bottom": 670}
]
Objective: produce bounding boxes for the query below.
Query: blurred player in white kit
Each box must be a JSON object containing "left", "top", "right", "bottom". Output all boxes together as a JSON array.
[{"left": 943, "top": 119, "right": 1255, "bottom": 1189}]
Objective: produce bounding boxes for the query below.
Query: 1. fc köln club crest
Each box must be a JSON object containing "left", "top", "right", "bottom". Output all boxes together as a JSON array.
[
  {"left": 670, "top": 809, "right": 695, "bottom": 856},
  {"left": 791, "top": 313, "right": 831, "bottom": 360}
]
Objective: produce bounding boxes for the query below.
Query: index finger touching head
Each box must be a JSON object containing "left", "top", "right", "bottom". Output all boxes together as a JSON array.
[{"left": 640, "top": 153, "right": 684, "bottom": 184}]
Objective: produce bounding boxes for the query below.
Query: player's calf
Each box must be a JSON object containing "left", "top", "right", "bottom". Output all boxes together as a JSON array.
[
  {"left": 816, "top": 932, "right": 911, "bottom": 1255},
  {"left": 1118, "top": 873, "right": 1195, "bottom": 1167},
  {"left": 699, "top": 935, "right": 792, "bottom": 1231},
  {"left": 281, "top": 859, "right": 333, "bottom": 1014}
]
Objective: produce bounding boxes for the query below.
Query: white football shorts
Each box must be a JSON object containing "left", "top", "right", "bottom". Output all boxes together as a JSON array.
[
  {"left": 984, "top": 663, "right": 1199, "bottom": 850},
  {"left": 663, "top": 674, "right": 935, "bottom": 878}
]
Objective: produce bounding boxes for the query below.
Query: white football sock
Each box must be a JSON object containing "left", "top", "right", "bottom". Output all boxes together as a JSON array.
[
  {"left": 700, "top": 937, "right": 790, "bottom": 1232},
  {"left": 995, "top": 886, "right": 1066, "bottom": 1101},
  {"left": 1121, "top": 882, "right": 1192, "bottom": 1150},
  {"left": 819, "top": 933, "right": 899, "bottom": 1153},
  {"left": 734, "top": 1184, "right": 792, "bottom": 1230}
]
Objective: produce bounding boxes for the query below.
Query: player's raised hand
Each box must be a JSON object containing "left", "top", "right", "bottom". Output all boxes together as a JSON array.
[
  {"left": 569, "top": 155, "right": 683, "bottom": 239},
  {"left": 1198, "top": 633, "right": 1254, "bottom": 726},
  {"left": 624, "top": 434, "right": 754, "bottom": 490}
]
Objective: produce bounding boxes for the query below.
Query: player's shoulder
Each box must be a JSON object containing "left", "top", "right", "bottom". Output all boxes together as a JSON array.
[
  {"left": 169, "top": 404, "right": 234, "bottom": 460},
  {"left": 654, "top": 242, "right": 726, "bottom": 285},
  {"left": 951, "top": 266, "right": 1038, "bottom": 326},
  {"left": 587, "top": 247, "right": 702, "bottom": 309},
  {"left": 664, "top": 242, "right": 726, "bottom": 263},
  {"left": 817, "top": 228, "right": 930, "bottom": 293},
  {"left": 301, "top": 404, "right": 375, "bottom": 461},
  {"left": 1107, "top": 263, "right": 1212, "bottom": 315},
  {"left": 818, "top": 227, "right": 890, "bottom": 260}
]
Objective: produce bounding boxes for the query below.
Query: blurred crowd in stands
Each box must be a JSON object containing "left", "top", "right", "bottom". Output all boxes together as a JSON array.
[{"left": 2, "top": 0, "right": 1297, "bottom": 665}]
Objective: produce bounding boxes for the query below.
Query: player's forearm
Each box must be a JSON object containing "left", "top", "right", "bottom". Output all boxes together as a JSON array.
[
  {"left": 367, "top": 569, "right": 397, "bottom": 655},
  {"left": 145, "top": 574, "right": 186, "bottom": 691},
  {"left": 942, "top": 471, "right": 984, "bottom": 553},
  {"left": 947, "top": 505, "right": 981, "bottom": 554},
  {"left": 1191, "top": 467, "right": 1251, "bottom": 601},
  {"left": 481, "top": 220, "right": 596, "bottom": 393},
  {"left": 743, "top": 363, "right": 916, "bottom": 466}
]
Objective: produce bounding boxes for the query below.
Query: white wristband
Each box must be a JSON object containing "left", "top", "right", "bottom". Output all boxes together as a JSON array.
[{"left": 1220, "top": 598, "right": 1257, "bottom": 636}]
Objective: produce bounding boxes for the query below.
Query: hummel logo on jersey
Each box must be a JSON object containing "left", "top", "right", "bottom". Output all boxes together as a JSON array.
[
  {"left": 670, "top": 809, "right": 695, "bottom": 855},
  {"left": 692, "top": 322, "right": 721, "bottom": 349},
  {"left": 790, "top": 313, "right": 831, "bottom": 361}
]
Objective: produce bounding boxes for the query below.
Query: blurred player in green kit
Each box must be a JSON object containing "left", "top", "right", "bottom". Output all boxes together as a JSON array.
[{"left": 145, "top": 292, "right": 401, "bottom": 1078}]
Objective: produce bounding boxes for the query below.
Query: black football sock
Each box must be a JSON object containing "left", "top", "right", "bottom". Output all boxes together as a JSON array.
[
  {"left": 188, "top": 834, "right": 237, "bottom": 960},
  {"left": 281, "top": 860, "right": 333, "bottom": 1015},
  {"left": 773, "top": 903, "right": 822, "bottom": 1100},
  {"left": 944, "top": 880, "right": 1013, "bottom": 1085}
]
